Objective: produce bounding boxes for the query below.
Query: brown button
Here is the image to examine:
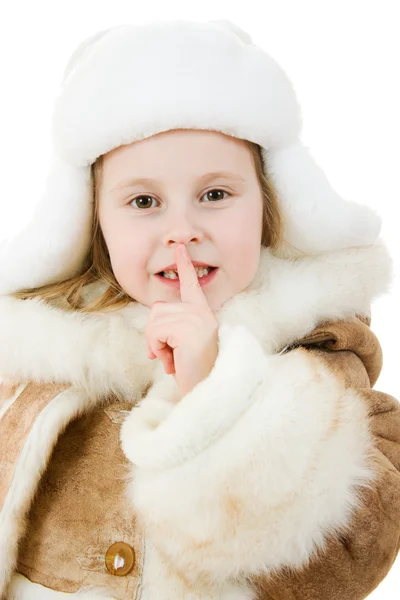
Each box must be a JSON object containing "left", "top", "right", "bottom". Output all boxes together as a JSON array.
[{"left": 105, "top": 542, "right": 135, "bottom": 576}]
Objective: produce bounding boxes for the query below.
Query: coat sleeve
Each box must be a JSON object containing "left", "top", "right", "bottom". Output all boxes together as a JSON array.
[
  {"left": 252, "top": 317, "right": 400, "bottom": 600},
  {"left": 120, "top": 316, "right": 398, "bottom": 596}
]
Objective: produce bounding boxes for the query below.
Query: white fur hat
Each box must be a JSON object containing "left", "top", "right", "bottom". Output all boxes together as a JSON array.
[{"left": 0, "top": 19, "right": 382, "bottom": 296}]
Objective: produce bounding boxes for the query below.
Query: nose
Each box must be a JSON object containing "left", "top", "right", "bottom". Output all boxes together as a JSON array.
[{"left": 162, "top": 211, "right": 205, "bottom": 247}]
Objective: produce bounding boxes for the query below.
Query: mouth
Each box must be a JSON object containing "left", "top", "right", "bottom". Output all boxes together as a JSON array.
[{"left": 155, "top": 266, "right": 218, "bottom": 288}]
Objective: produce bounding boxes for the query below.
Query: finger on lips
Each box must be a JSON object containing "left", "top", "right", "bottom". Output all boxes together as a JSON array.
[
  {"left": 147, "top": 244, "right": 211, "bottom": 370},
  {"left": 175, "top": 244, "right": 208, "bottom": 306}
]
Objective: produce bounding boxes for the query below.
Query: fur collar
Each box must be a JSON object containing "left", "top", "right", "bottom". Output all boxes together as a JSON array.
[{"left": 0, "top": 242, "right": 393, "bottom": 401}]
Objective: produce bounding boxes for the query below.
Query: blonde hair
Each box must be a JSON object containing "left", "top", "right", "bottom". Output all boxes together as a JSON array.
[{"left": 11, "top": 140, "right": 287, "bottom": 313}]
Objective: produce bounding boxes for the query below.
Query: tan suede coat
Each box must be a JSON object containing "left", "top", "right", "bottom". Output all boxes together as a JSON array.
[{"left": 1, "top": 316, "right": 399, "bottom": 599}]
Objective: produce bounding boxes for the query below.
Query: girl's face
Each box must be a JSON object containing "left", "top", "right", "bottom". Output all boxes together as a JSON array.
[{"left": 98, "top": 129, "right": 263, "bottom": 313}]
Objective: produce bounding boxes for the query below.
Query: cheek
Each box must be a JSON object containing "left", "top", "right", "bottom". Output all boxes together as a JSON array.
[
  {"left": 221, "top": 206, "right": 262, "bottom": 281},
  {"left": 101, "top": 216, "right": 147, "bottom": 273},
  {"left": 223, "top": 204, "right": 262, "bottom": 254}
]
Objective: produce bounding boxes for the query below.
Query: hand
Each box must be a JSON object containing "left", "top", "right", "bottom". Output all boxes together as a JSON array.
[{"left": 146, "top": 244, "right": 219, "bottom": 396}]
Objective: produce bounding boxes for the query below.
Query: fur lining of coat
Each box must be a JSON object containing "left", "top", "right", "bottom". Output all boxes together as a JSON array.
[{"left": 0, "top": 242, "right": 399, "bottom": 599}]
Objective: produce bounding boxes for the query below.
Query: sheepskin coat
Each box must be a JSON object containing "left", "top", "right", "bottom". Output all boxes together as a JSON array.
[{"left": 0, "top": 244, "right": 399, "bottom": 600}]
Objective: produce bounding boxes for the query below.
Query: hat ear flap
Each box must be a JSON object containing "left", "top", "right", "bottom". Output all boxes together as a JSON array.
[
  {"left": 263, "top": 141, "right": 382, "bottom": 258},
  {"left": 0, "top": 157, "right": 93, "bottom": 296}
]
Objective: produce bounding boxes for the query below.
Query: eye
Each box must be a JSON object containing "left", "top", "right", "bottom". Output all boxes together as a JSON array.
[
  {"left": 129, "top": 196, "right": 160, "bottom": 210},
  {"left": 128, "top": 188, "right": 230, "bottom": 210},
  {"left": 201, "top": 189, "right": 231, "bottom": 202}
]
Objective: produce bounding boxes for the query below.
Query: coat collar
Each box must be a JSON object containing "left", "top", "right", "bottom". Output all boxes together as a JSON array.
[{"left": 0, "top": 242, "right": 393, "bottom": 399}]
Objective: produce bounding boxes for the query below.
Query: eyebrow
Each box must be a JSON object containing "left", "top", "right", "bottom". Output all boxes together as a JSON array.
[{"left": 109, "top": 171, "right": 247, "bottom": 193}]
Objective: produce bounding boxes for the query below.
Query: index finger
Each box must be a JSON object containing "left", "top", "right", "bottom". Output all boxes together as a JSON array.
[{"left": 175, "top": 244, "right": 209, "bottom": 306}]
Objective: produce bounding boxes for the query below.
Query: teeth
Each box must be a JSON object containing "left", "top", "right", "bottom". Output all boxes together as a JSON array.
[
  {"left": 194, "top": 267, "right": 212, "bottom": 278},
  {"left": 162, "top": 270, "right": 178, "bottom": 280},
  {"left": 162, "top": 267, "right": 212, "bottom": 279}
]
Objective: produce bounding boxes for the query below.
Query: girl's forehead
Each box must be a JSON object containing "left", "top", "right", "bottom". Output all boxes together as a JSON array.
[
  {"left": 104, "top": 128, "right": 249, "bottom": 161},
  {"left": 100, "top": 131, "right": 254, "bottom": 192}
]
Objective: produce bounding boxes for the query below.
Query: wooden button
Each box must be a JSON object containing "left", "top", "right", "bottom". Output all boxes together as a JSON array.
[{"left": 105, "top": 542, "right": 135, "bottom": 576}]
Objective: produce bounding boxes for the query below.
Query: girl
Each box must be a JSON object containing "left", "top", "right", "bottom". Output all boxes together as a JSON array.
[{"left": 0, "top": 18, "right": 399, "bottom": 600}]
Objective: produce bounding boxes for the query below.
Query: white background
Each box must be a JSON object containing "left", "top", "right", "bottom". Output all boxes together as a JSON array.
[{"left": 0, "top": 1, "right": 398, "bottom": 597}]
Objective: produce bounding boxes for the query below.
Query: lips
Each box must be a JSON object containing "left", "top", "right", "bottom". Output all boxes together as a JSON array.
[
  {"left": 155, "top": 266, "right": 218, "bottom": 288},
  {"left": 160, "top": 266, "right": 216, "bottom": 278},
  {"left": 156, "top": 261, "right": 215, "bottom": 274}
]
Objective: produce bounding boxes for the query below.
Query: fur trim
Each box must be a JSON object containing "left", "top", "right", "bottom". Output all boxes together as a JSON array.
[
  {"left": 0, "top": 387, "right": 98, "bottom": 596},
  {"left": 0, "top": 243, "right": 393, "bottom": 399},
  {"left": 0, "top": 381, "right": 26, "bottom": 419},
  {"left": 122, "top": 324, "right": 377, "bottom": 584},
  {"left": 0, "top": 291, "right": 156, "bottom": 401},
  {"left": 139, "top": 538, "right": 256, "bottom": 599},
  {"left": 120, "top": 324, "right": 267, "bottom": 469}
]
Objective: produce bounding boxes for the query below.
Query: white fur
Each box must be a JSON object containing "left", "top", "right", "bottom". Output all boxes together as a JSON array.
[
  {"left": 0, "top": 291, "right": 155, "bottom": 401},
  {"left": 0, "top": 161, "right": 93, "bottom": 297},
  {"left": 53, "top": 20, "right": 302, "bottom": 167},
  {"left": 138, "top": 538, "right": 256, "bottom": 599},
  {"left": 120, "top": 324, "right": 267, "bottom": 469},
  {"left": 0, "top": 243, "right": 392, "bottom": 400},
  {"left": 122, "top": 325, "right": 376, "bottom": 587}
]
